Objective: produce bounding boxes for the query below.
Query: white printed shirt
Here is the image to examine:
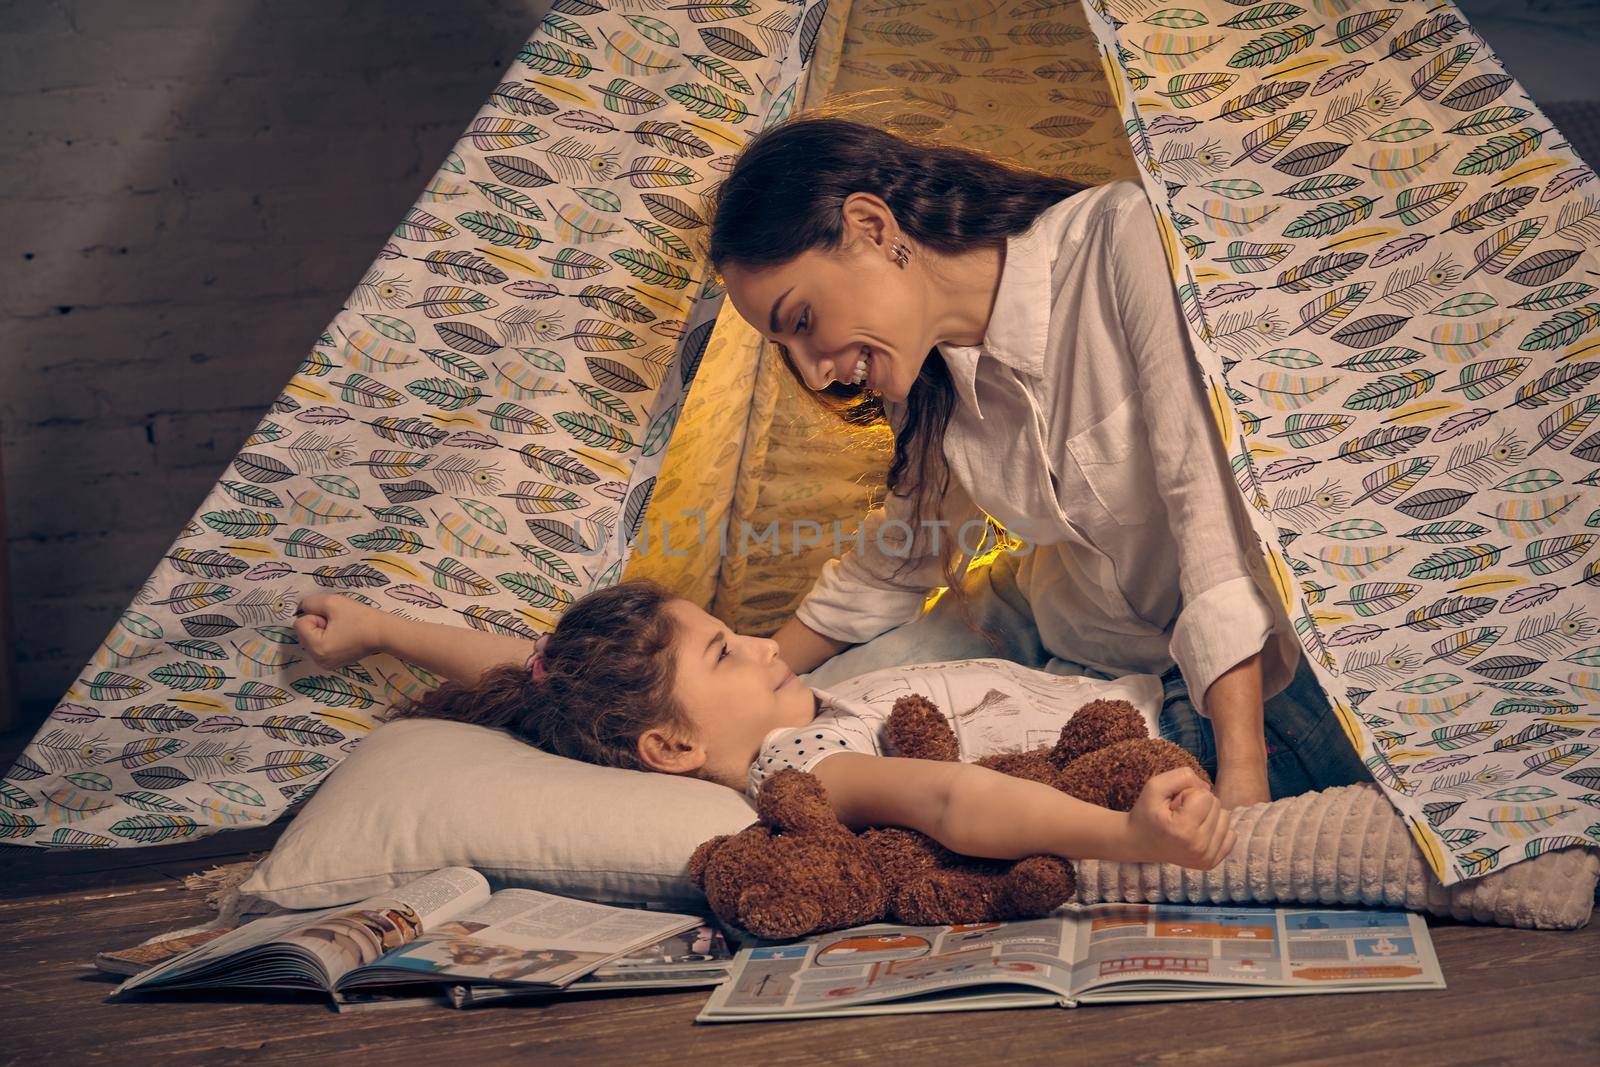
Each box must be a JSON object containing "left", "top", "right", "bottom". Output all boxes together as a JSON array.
[
  {"left": 745, "top": 658, "right": 1164, "bottom": 799},
  {"left": 794, "top": 180, "right": 1302, "bottom": 717}
]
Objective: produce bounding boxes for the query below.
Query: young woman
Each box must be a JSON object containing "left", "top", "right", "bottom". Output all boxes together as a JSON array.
[
  {"left": 293, "top": 584, "right": 1236, "bottom": 871},
  {"left": 708, "top": 114, "right": 1372, "bottom": 809}
]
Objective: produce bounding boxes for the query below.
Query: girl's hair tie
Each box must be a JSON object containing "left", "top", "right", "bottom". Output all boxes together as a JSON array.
[{"left": 527, "top": 632, "right": 553, "bottom": 683}]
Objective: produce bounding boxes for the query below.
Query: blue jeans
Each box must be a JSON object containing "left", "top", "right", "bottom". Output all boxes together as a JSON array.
[
  {"left": 1154, "top": 653, "right": 1373, "bottom": 799},
  {"left": 799, "top": 551, "right": 1372, "bottom": 800}
]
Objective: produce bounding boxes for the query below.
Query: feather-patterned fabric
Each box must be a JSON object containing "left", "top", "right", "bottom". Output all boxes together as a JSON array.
[
  {"left": 5, "top": 1, "right": 1597, "bottom": 895},
  {"left": 1, "top": 0, "right": 832, "bottom": 848},
  {"left": 1083, "top": 0, "right": 1600, "bottom": 887}
]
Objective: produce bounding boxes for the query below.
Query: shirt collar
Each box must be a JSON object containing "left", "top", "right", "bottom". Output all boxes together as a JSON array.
[
  {"left": 808, "top": 686, "right": 857, "bottom": 718},
  {"left": 934, "top": 197, "right": 1069, "bottom": 420}
]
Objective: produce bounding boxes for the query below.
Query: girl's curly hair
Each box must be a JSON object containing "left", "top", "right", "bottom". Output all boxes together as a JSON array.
[{"left": 382, "top": 578, "right": 699, "bottom": 775}]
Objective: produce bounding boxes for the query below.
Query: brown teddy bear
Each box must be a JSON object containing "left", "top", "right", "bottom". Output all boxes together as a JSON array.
[{"left": 688, "top": 694, "right": 1206, "bottom": 939}]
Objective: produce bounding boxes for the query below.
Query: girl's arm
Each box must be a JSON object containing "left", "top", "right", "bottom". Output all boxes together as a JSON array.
[
  {"left": 810, "top": 750, "right": 1235, "bottom": 868},
  {"left": 293, "top": 591, "right": 534, "bottom": 686}
]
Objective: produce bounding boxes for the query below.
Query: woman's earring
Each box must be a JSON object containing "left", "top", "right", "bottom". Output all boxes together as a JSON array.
[{"left": 892, "top": 240, "right": 910, "bottom": 269}]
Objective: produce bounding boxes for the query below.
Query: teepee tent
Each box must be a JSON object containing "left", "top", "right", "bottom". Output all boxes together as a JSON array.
[{"left": 5, "top": 0, "right": 1597, "bottom": 889}]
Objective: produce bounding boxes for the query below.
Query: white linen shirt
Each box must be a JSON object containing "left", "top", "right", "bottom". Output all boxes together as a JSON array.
[
  {"left": 795, "top": 180, "right": 1301, "bottom": 717},
  {"left": 746, "top": 658, "right": 1165, "bottom": 799}
]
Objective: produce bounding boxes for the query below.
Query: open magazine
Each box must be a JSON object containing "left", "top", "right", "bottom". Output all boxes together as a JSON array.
[
  {"left": 446, "top": 920, "right": 737, "bottom": 1008},
  {"left": 698, "top": 902, "right": 1445, "bottom": 1022},
  {"left": 331, "top": 921, "right": 741, "bottom": 1012},
  {"left": 96, "top": 925, "right": 236, "bottom": 977},
  {"left": 112, "top": 867, "right": 701, "bottom": 1005}
]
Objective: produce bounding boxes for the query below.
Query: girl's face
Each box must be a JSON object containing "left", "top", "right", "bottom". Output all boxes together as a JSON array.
[
  {"left": 637, "top": 599, "right": 817, "bottom": 788},
  {"left": 721, "top": 193, "right": 938, "bottom": 405}
]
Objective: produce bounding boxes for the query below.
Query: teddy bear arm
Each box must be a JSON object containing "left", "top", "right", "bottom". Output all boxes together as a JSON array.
[
  {"left": 687, "top": 834, "right": 729, "bottom": 888},
  {"left": 1003, "top": 855, "right": 1077, "bottom": 917},
  {"left": 756, "top": 768, "right": 845, "bottom": 832}
]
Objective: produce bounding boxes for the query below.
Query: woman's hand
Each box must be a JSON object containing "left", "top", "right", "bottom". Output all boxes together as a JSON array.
[
  {"left": 1214, "top": 757, "right": 1272, "bottom": 810},
  {"left": 1205, "top": 652, "right": 1272, "bottom": 810},
  {"left": 293, "top": 591, "right": 388, "bottom": 669},
  {"left": 1124, "top": 766, "right": 1237, "bottom": 870}
]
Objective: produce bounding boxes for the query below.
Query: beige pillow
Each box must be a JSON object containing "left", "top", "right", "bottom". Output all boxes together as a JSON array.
[{"left": 240, "top": 718, "right": 756, "bottom": 910}]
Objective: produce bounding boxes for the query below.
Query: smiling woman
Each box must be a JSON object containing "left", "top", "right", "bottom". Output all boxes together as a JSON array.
[
  {"left": 704, "top": 113, "right": 1350, "bottom": 813},
  {"left": 707, "top": 112, "right": 1091, "bottom": 642}
]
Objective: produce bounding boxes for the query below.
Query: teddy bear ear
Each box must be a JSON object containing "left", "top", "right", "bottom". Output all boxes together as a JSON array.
[
  {"left": 1052, "top": 698, "right": 1150, "bottom": 767},
  {"left": 756, "top": 769, "right": 842, "bottom": 833},
  {"left": 886, "top": 695, "right": 959, "bottom": 762}
]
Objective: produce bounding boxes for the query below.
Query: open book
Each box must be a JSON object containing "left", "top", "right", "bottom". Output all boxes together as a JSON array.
[
  {"left": 113, "top": 867, "right": 701, "bottom": 1005},
  {"left": 332, "top": 922, "right": 741, "bottom": 1012},
  {"left": 698, "top": 902, "right": 1444, "bottom": 1022},
  {"left": 446, "top": 920, "right": 737, "bottom": 1008}
]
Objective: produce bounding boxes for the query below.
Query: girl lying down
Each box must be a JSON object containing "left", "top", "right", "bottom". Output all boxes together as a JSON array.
[{"left": 293, "top": 579, "right": 1236, "bottom": 872}]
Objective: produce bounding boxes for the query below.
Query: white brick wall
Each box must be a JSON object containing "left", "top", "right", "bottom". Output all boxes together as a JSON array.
[{"left": 1, "top": 0, "right": 548, "bottom": 729}]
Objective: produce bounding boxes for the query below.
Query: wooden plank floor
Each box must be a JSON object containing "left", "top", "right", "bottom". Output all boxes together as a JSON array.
[{"left": 2, "top": 835, "right": 1597, "bottom": 1067}]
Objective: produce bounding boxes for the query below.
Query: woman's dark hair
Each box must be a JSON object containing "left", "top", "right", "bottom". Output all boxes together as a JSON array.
[
  {"left": 382, "top": 578, "right": 698, "bottom": 775},
  {"left": 706, "top": 109, "right": 1088, "bottom": 639}
]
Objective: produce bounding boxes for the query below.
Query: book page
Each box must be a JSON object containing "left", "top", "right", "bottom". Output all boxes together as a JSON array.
[
  {"left": 1071, "top": 903, "right": 1287, "bottom": 994},
  {"left": 116, "top": 868, "right": 491, "bottom": 996},
  {"left": 97, "top": 921, "right": 241, "bottom": 978},
  {"left": 386, "top": 867, "right": 491, "bottom": 927},
  {"left": 343, "top": 889, "right": 699, "bottom": 989},
  {"left": 701, "top": 916, "right": 1078, "bottom": 1018},
  {"left": 1272, "top": 908, "right": 1442, "bottom": 986},
  {"left": 279, "top": 867, "right": 491, "bottom": 980},
  {"left": 593, "top": 921, "right": 733, "bottom": 974},
  {"left": 116, "top": 907, "right": 344, "bottom": 994},
  {"left": 447, "top": 922, "right": 737, "bottom": 1008},
  {"left": 1070, "top": 903, "right": 1442, "bottom": 996}
]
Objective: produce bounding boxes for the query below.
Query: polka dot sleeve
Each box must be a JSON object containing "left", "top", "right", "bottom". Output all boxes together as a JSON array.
[{"left": 745, "top": 722, "right": 865, "bottom": 800}]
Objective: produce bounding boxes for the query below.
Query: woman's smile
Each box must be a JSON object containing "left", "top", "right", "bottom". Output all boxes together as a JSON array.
[
  {"left": 842, "top": 347, "right": 896, "bottom": 395},
  {"left": 847, "top": 349, "right": 873, "bottom": 389}
]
